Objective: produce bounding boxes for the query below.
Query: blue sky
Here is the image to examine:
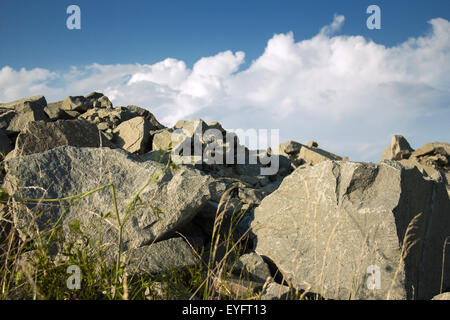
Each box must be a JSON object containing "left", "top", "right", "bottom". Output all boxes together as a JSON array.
[
  {"left": 1, "top": 0, "right": 449, "bottom": 70},
  {"left": 0, "top": 0, "right": 449, "bottom": 161}
]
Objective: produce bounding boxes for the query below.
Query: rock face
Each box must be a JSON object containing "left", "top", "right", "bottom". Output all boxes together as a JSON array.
[
  {"left": 13, "top": 120, "right": 115, "bottom": 157},
  {"left": 112, "top": 117, "right": 151, "bottom": 154},
  {"left": 380, "top": 135, "right": 414, "bottom": 161},
  {"left": 0, "top": 96, "right": 49, "bottom": 133},
  {"left": 4, "top": 146, "right": 215, "bottom": 254},
  {"left": 251, "top": 160, "right": 450, "bottom": 300}
]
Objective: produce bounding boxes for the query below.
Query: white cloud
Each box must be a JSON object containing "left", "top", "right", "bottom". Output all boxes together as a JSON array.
[{"left": 0, "top": 15, "right": 449, "bottom": 161}]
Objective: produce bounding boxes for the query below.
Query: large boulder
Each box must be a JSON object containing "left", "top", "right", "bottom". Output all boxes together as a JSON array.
[
  {"left": 12, "top": 120, "right": 115, "bottom": 157},
  {"left": 380, "top": 135, "right": 414, "bottom": 161},
  {"left": 0, "top": 96, "right": 48, "bottom": 133},
  {"left": 251, "top": 160, "right": 450, "bottom": 300},
  {"left": 3, "top": 146, "right": 215, "bottom": 254},
  {"left": 112, "top": 117, "right": 151, "bottom": 154}
]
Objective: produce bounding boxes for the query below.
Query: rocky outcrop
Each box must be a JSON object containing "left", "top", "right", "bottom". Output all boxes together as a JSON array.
[{"left": 251, "top": 160, "right": 450, "bottom": 300}]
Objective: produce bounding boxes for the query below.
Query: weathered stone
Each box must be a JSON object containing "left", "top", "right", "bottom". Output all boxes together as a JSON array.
[
  {"left": 13, "top": 120, "right": 115, "bottom": 157},
  {"left": 126, "top": 105, "right": 165, "bottom": 130},
  {"left": 251, "top": 160, "right": 450, "bottom": 300},
  {"left": 97, "top": 96, "right": 113, "bottom": 109},
  {"left": 112, "top": 117, "right": 151, "bottom": 154},
  {"left": 124, "top": 237, "right": 198, "bottom": 274},
  {"left": 297, "top": 145, "right": 342, "bottom": 165},
  {"left": 260, "top": 282, "right": 298, "bottom": 300},
  {"left": 278, "top": 141, "right": 302, "bottom": 157},
  {"left": 412, "top": 142, "right": 450, "bottom": 159},
  {"left": 0, "top": 96, "right": 48, "bottom": 132},
  {"left": 4, "top": 146, "right": 214, "bottom": 254},
  {"left": 431, "top": 292, "right": 450, "bottom": 300},
  {"left": 306, "top": 141, "right": 319, "bottom": 148},
  {"left": 61, "top": 96, "right": 91, "bottom": 113},
  {"left": 380, "top": 135, "right": 414, "bottom": 161},
  {"left": 44, "top": 101, "right": 72, "bottom": 120},
  {"left": 235, "top": 252, "right": 271, "bottom": 283}
]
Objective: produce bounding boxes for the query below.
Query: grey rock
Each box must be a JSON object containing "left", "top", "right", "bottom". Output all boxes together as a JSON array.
[
  {"left": 61, "top": 96, "right": 91, "bottom": 113},
  {"left": 0, "top": 95, "right": 48, "bottom": 132},
  {"left": 112, "top": 117, "right": 151, "bottom": 154},
  {"left": 260, "top": 282, "right": 298, "bottom": 300},
  {"left": 278, "top": 141, "right": 302, "bottom": 157},
  {"left": 251, "top": 160, "right": 450, "bottom": 300},
  {"left": 235, "top": 252, "right": 271, "bottom": 283},
  {"left": 297, "top": 145, "right": 342, "bottom": 165},
  {"left": 124, "top": 237, "right": 198, "bottom": 274},
  {"left": 4, "top": 146, "right": 214, "bottom": 253},
  {"left": 126, "top": 105, "right": 165, "bottom": 130},
  {"left": 380, "top": 135, "right": 414, "bottom": 161},
  {"left": 13, "top": 120, "right": 115, "bottom": 157}
]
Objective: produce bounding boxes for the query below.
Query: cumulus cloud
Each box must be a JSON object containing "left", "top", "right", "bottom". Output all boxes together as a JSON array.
[{"left": 0, "top": 15, "right": 449, "bottom": 161}]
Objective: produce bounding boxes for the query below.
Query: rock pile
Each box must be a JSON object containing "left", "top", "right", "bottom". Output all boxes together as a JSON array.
[{"left": 0, "top": 93, "right": 448, "bottom": 300}]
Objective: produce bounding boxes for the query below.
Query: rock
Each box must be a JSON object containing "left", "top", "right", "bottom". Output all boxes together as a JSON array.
[
  {"left": 4, "top": 146, "right": 214, "bottom": 254},
  {"left": 297, "top": 145, "right": 342, "bottom": 165},
  {"left": 306, "top": 141, "right": 318, "bottom": 148},
  {"left": 380, "top": 135, "right": 414, "bottom": 161},
  {"left": 278, "top": 141, "right": 302, "bottom": 157},
  {"left": 412, "top": 142, "right": 450, "bottom": 168},
  {"left": 431, "top": 292, "right": 450, "bottom": 300},
  {"left": 12, "top": 120, "right": 115, "bottom": 157},
  {"left": 112, "top": 117, "right": 151, "bottom": 154},
  {"left": 61, "top": 96, "right": 91, "bottom": 113},
  {"left": 260, "top": 282, "right": 298, "bottom": 300},
  {"left": 126, "top": 105, "right": 165, "bottom": 130},
  {"left": 97, "top": 96, "right": 113, "bottom": 109},
  {"left": 44, "top": 101, "right": 74, "bottom": 120},
  {"left": 0, "top": 96, "right": 48, "bottom": 132},
  {"left": 0, "top": 129, "right": 12, "bottom": 155},
  {"left": 124, "top": 237, "right": 198, "bottom": 274},
  {"left": 251, "top": 160, "right": 450, "bottom": 300},
  {"left": 235, "top": 252, "right": 271, "bottom": 283}
]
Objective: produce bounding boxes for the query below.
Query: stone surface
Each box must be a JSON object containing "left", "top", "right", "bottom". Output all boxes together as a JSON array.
[
  {"left": 13, "top": 120, "right": 115, "bottom": 157},
  {"left": 4, "top": 146, "right": 215, "bottom": 254},
  {"left": 431, "top": 292, "right": 450, "bottom": 300},
  {"left": 298, "top": 145, "right": 342, "bottom": 165},
  {"left": 380, "top": 135, "right": 414, "bottom": 161},
  {"left": 251, "top": 160, "right": 450, "bottom": 300},
  {"left": 0, "top": 96, "right": 48, "bottom": 132},
  {"left": 124, "top": 237, "right": 198, "bottom": 274},
  {"left": 235, "top": 252, "right": 271, "bottom": 283},
  {"left": 112, "top": 117, "right": 151, "bottom": 154},
  {"left": 126, "top": 105, "right": 165, "bottom": 130},
  {"left": 260, "top": 282, "right": 298, "bottom": 300},
  {"left": 61, "top": 96, "right": 91, "bottom": 113}
]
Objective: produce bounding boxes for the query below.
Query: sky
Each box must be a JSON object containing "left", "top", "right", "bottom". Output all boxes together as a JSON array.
[{"left": 0, "top": 0, "right": 449, "bottom": 161}]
